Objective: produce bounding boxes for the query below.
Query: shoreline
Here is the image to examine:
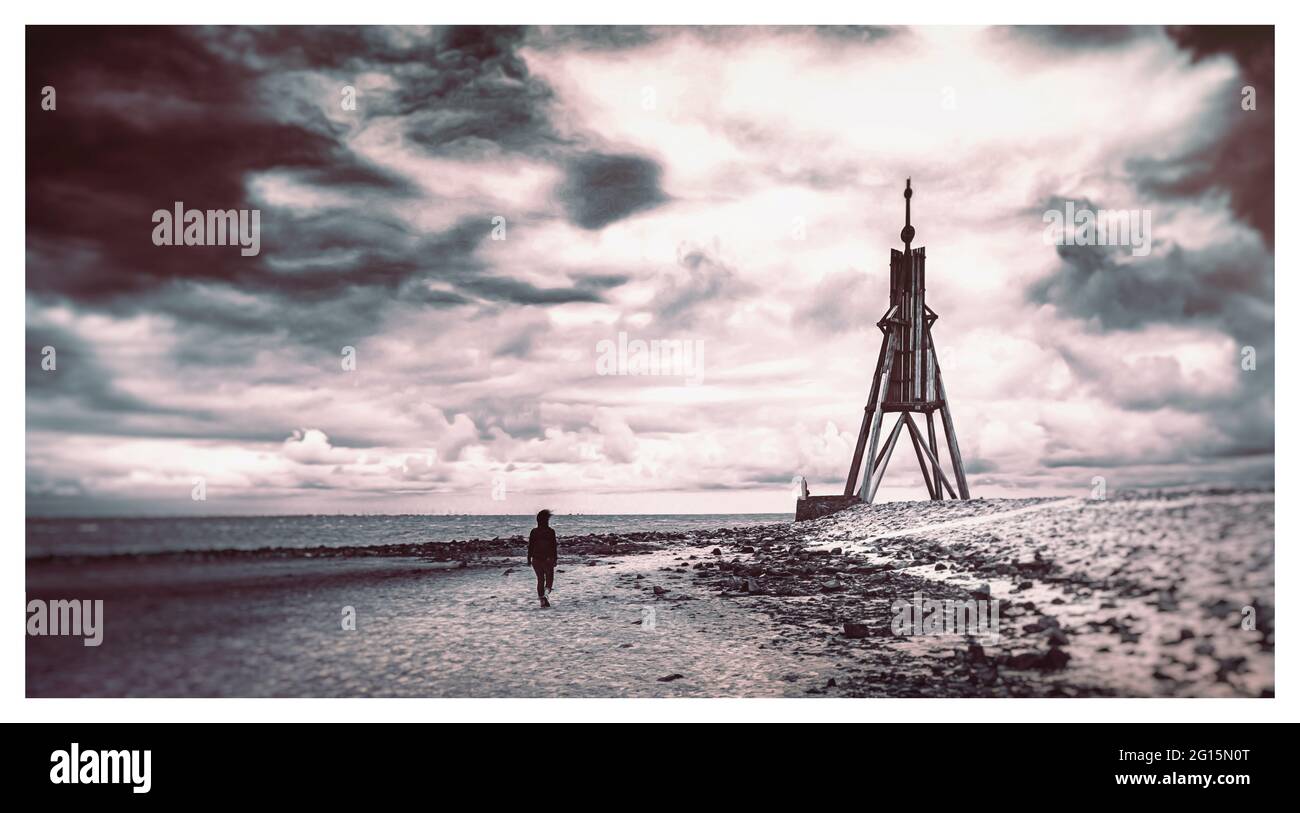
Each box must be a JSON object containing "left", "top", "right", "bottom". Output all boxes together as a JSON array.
[
  {"left": 26, "top": 490, "right": 1273, "bottom": 698},
  {"left": 26, "top": 484, "right": 1272, "bottom": 565},
  {"left": 23, "top": 523, "right": 789, "bottom": 566}
]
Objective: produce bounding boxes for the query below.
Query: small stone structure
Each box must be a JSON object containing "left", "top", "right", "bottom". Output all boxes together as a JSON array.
[{"left": 794, "top": 494, "right": 860, "bottom": 522}]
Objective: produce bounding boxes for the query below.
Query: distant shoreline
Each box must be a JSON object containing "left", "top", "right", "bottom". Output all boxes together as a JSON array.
[
  {"left": 25, "top": 512, "right": 793, "bottom": 560},
  {"left": 24, "top": 511, "right": 796, "bottom": 521},
  {"left": 25, "top": 522, "right": 787, "bottom": 566},
  {"left": 25, "top": 482, "right": 1272, "bottom": 522}
]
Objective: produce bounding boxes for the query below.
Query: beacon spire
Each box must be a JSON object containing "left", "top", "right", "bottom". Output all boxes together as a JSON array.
[
  {"left": 840, "top": 178, "right": 971, "bottom": 505},
  {"left": 900, "top": 177, "right": 915, "bottom": 252}
]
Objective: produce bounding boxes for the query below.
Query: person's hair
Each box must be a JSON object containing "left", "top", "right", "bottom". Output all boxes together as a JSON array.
[{"left": 536, "top": 509, "right": 552, "bottom": 525}]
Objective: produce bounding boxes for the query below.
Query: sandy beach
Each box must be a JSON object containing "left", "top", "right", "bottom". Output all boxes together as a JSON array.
[{"left": 26, "top": 488, "right": 1273, "bottom": 698}]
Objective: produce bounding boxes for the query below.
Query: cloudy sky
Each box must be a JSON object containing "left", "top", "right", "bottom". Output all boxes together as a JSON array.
[{"left": 26, "top": 25, "right": 1273, "bottom": 516}]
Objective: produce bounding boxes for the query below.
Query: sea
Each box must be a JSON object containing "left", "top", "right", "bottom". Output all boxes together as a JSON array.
[{"left": 25, "top": 513, "right": 791, "bottom": 558}]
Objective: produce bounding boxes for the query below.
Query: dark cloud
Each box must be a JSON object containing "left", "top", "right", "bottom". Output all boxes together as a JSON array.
[
  {"left": 806, "top": 26, "right": 906, "bottom": 44},
  {"left": 397, "top": 33, "right": 561, "bottom": 157},
  {"left": 556, "top": 153, "right": 667, "bottom": 230},
  {"left": 1021, "top": 19, "right": 1276, "bottom": 445},
  {"left": 529, "top": 25, "right": 905, "bottom": 51},
  {"left": 1028, "top": 201, "right": 1273, "bottom": 466},
  {"left": 1000, "top": 26, "right": 1274, "bottom": 246},
  {"left": 651, "top": 248, "right": 756, "bottom": 327},
  {"left": 527, "top": 25, "right": 663, "bottom": 51},
  {"left": 571, "top": 272, "right": 632, "bottom": 291},
  {"left": 1166, "top": 26, "right": 1273, "bottom": 91},
  {"left": 493, "top": 321, "right": 547, "bottom": 359},
  {"left": 1144, "top": 26, "right": 1274, "bottom": 246},
  {"left": 1027, "top": 232, "right": 1272, "bottom": 348},
  {"left": 1054, "top": 342, "right": 1260, "bottom": 414},
  {"left": 21, "top": 323, "right": 294, "bottom": 445},
  {"left": 965, "top": 458, "right": 999, "bottom": 475},
  {"left": 1042, "top": 420, "right": 1273, "bottom": 469},
  {"left": 26, "top": 324, "right": 167, "bottom": 416},
  {"left": 27, "top": 25, "right": 627, "bottom": 354},
  {"left": 457, "top": 274, "right": 604, "bottom": 306},
  {"left": 26, "top": 27, "right": 410, "bottom": 303},
  {"left": 1002, "top": 25, "right": 1147, "bottom": 51}
]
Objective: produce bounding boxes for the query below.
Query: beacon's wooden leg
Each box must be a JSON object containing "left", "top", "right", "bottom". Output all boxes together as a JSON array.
[
  {"left": 935, "top": 369, "right": 971, "bottom": 500},
  {"left": 905, "top": 418, "right": 938, "bottom": 500},
  {"left": 926, "top": 411, "right": 943, "bottom": 501},
  {"left": 868, "top": 415, "right": 906, "bottom": 504},
  {"left": 903, "top": 413, "right": 957, "bottom": 499},
  {"left": 845, "top": 337, "right": 890, "bottom": 496},
  {"left": 844, "top": 406, "right": 872, "bottom": 497},
  {"left": 857, "top": 332, "right": 897, "bottom": 503},
  {"left": 871, "top": 414, "right": 906, "bottom": 477}
]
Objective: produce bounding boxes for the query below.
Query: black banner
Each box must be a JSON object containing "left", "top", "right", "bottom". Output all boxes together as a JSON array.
[{"left": 4, "top": 723, "right": 1283, "bottom": 800}]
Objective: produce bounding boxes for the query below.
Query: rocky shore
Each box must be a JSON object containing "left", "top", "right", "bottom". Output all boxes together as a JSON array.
[
  {"left": 23, "top": 527, "right": 686, "bottom": 566},
  {"left": 635, "top": 488, "right": 1273, "bottom": 697}
]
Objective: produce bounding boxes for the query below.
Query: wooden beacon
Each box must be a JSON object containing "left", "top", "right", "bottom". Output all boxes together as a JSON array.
[{"left": 843, "top": 179, "right": 971, "bottom": 504}]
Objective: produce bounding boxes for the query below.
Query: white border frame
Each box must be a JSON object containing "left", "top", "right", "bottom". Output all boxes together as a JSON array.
[{"left": 6, "top": 0, "right": 1291, "bottom": 723}]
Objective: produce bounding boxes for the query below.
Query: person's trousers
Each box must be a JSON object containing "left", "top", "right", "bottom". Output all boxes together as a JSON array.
[{"left": 532, "top": 561, "right": 555, "bottom": 599}]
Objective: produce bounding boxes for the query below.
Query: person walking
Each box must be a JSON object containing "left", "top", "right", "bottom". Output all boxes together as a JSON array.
[{"left": 527, "top": 509, "right": 558, "bottom": 608}]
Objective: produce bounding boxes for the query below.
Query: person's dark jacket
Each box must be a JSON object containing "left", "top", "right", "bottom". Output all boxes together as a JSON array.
[{"left": 528, "top": 527, "right": 558, "bottom": 565}]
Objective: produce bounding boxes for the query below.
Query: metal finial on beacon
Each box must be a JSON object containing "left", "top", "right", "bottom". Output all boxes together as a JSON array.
[{"left": 900, "top": 178, "right": 916, "bottom": 251}]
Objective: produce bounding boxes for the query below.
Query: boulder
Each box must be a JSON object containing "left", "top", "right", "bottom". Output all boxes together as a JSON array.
[{"left": 1042, "top": 647, "right": 1071, "bottom": 670}]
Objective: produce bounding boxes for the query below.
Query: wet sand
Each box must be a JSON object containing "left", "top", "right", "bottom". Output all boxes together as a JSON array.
[
  {"left": 26, "top": 488, "right": 1272, "bottom": 697},
  {"left": 26, "top": 548, "right": 834, "bottom": 697}
]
